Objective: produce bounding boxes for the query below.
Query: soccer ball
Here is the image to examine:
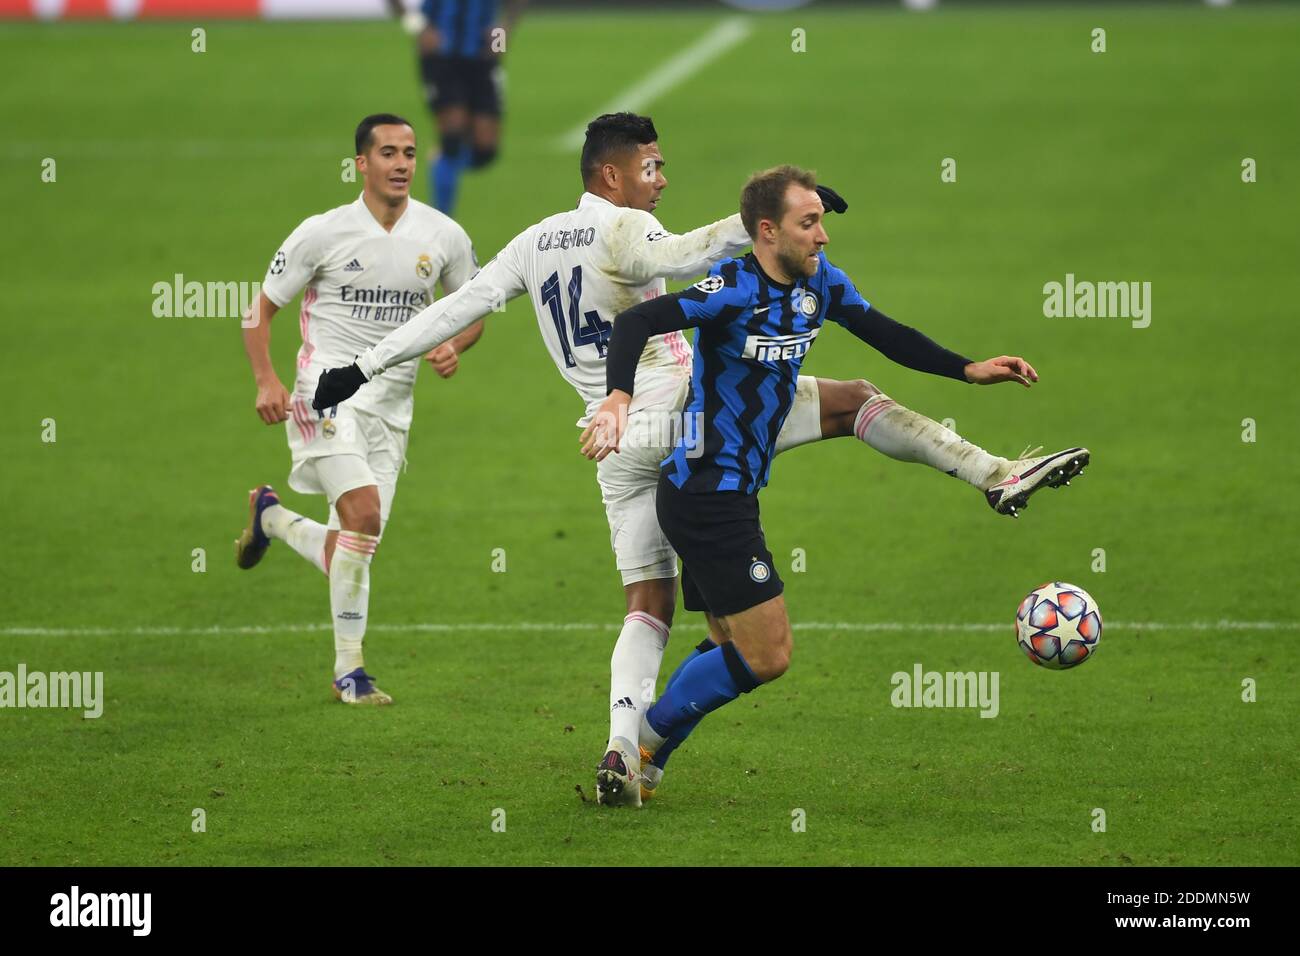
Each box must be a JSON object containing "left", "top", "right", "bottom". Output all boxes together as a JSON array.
[{"left": 1015, "top": 582, "right": 1102, "bottom": 669}]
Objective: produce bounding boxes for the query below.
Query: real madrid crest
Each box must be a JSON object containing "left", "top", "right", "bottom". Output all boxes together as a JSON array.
[
  {"left": 416, "top": 253, "right": 434, "bottom": 280},
  {"left": 322, "top": 418, "right": 336, "bottom": 439}
]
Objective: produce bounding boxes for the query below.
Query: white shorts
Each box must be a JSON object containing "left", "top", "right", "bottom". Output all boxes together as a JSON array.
[
  {"left": 285, "top": 398, "right": 408, "bottom": 532},
  {"left": 598, "top": 430, "right": 678, "bottom": 583},
  {"left": 595, "top": 372, "right": 690, "bottom": 585},
  {"left": 596, "top": 374, "right": 822, "bottom": 586}
]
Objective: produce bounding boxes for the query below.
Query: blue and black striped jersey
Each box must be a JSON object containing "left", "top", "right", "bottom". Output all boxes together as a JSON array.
[
  {"left": 663, "top": 252, "right": 871, "bottom": 495},
  {"left": 421, "top": 0, "right": 498, "bottom": 58}
]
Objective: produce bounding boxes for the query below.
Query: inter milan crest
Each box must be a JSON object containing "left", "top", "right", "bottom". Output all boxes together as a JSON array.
[
  {"left": 796, "top": 290, "right": 819, "bottom": 316},
  {"left": 749, "top": 559, "right": 771, "bottom": 583}
]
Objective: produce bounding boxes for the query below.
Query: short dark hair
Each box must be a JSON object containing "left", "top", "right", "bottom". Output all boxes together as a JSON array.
[
  {"left": 355, "top": 113, "right": 414, "bottom": 155},
  {"left": 740, "top": 164, "right": 818, "bottom": 238},
  {"left": 580, "top": 112, "right": 659, "bottom": 185}
]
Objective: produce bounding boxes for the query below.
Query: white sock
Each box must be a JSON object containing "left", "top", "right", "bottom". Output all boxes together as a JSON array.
[
  {"left": 639, "top": 712, "right": 667, "bottom": 754},
  {"left": 608, "top": 612, "right": 669, "bottom": 752},
  {"left": 261, "top": 503, "right": 328, "bottom": 576},
  {"left": 854, "top": 394, "right": 1008, "bottom": 490},
  {"left": 774, "top": 376, "right": 823, "bottom": 454},
  {"left": 330, "top": 531, "right": 378, "bottom": 679}
]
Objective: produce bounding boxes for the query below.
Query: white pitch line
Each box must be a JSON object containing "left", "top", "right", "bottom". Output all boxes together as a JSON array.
[
  {"left": 3, "top": 620, "right": 1298, "bottom": 638},
  {"left": 554, "top": 16, "right": 755, "bottom": 151}
]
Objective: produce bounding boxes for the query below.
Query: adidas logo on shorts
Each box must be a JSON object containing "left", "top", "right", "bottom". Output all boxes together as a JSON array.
[{"left": 610, "top": 696, "right": 635, "bottom": 711}]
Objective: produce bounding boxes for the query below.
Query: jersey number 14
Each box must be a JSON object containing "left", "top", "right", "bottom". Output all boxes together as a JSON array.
[{"left": 540, "top": 267, "right": 612, "bottom": 367}]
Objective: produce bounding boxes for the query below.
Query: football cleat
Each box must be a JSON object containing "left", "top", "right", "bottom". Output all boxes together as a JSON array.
[
  {"left": 984, "top": 447, "right": 1090, "bottom": 518},
  {"left": 332, "top": 668, "right": 393, "bottom": 706},
  {"left": 234, "top": 485, "right": 280, "bottom": 569},
  {"left": 595, "top": 736, "right": 642, "bottom": 808},
  {"left": 639, "top": 745, "right": 662, "bottom": 802}
]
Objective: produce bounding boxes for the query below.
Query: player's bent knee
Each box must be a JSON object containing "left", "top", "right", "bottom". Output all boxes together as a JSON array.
[
  {"left": 750, "top": 651, "right": 789, "bottom": 683},
  {"left": 851, "top": 378, "right": 879, "bottom": 405},
  {"left": 624, "top": 577, "right": 676, "bottom": 628},
  {"left": 340, "top": 510, "right": 381, "bottom": 537},
  {"left": 335, "top": 490, "right": 382, "bottom": 537},
  {"left": 762, "top": 636, "right": 793, "bottom": 681},
  {"left": 768, "top": 655, "right": 791, "bottom": 682},
  {"left": 654, "top": 601, "right": 676, "bottom": 629},
  {"left": 756, "top": 619, "right": 794, "bottom": 682}
]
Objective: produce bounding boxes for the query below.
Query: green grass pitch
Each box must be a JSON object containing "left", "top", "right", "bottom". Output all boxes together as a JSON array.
[{"left": 1, "top": 5, "right": 1297, "bottom": 866}]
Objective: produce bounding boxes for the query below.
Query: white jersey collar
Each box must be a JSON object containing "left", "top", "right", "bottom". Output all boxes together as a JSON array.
[
  {"left": 353, "top": 192, "right": 411, "bottom": 236},
  {"left": 578, "top": 191, "right": 619, "bottom": 211}
]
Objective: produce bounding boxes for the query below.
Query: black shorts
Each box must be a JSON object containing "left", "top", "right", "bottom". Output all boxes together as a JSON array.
[
  {"left": 419, "top": 54, "right": 502, "bottom": 116},
  {"left": 655, "top": 474, "right": 784, "bottom": 618}
]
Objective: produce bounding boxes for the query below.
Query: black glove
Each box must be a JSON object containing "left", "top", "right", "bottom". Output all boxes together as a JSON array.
[
  {"left": 312, "top": 362, "right": 367, "bottom": 411},
  {"left": 816, "top": 184, "right": 848, "bottom": 214}
]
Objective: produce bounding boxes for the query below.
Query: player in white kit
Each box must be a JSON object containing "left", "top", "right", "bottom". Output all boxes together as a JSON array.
[
  {"left": 312, "top": 113, "right": 1084, "bottom": 798},
  {"left": 235, "top": 114, "right": 482, "bottom": 705}
]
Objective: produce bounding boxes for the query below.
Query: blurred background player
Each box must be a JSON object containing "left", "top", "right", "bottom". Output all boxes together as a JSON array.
[
  {"left": 234, "top": 113, "right": 483, "bottom": 705},
  {"left": 389, "top": 0, "right": 529, "bottom": 214}
]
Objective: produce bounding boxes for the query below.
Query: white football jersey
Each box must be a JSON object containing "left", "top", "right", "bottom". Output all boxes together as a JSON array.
[
  {"left": 361, "top": 192, "right": 752, "bottom": 426},
  {"left": 262, "top": 194, "right": 477, "bottom": 431}
]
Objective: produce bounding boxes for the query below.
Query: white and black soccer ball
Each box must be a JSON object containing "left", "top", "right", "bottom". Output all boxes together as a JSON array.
[{"left": 1015, "top": 582, "right": 1102, "bottom": 669}]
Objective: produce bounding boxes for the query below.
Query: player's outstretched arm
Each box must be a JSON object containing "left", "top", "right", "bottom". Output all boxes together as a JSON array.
[
  {"left": 835, "top": 304, "right": 975, "bottom": 382},
  {"left": 608, "top": 211, "right": 752, "bottom": 285},
  {"left": 822, "top": 261, "right": 998, "bottom": 384},
  {"left": 313, "top": 247, "right": 526, "bottom": 410},
  {"left": 607, "top": 183, "right": 845, "bottom": 286},
  {"left": 825, "top": 260, "right": 1035, "bottom": 385},
  {"left": 312, "top": 282, "right": 497, "bottom": 411},
  {"left": 241, "top": 291, "right": 291, "bottom": 425},
  {"left": 840, "top": 306, "right": 1037, "bottom": 387},
  {"left": 580, "top": 293, "right": 697, "bottom": 460},
  {"left": 961, "top": 355, "right": 1039, "bottom": 387},
  {"left": 361, "top": 241, "right": 526, "bottom": 379}
]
